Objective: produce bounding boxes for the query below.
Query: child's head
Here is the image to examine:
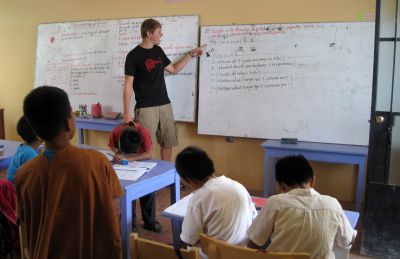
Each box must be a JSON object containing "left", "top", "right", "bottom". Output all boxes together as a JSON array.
[
  {"left": 175, "top": 146, "right": 215, "bottom": 183},
  {"left": 23, "top": 86, "right": 74, "bottom": 141},
  {"left": 119, "top": 127, "right": 142, "bottom": 154},
  {"left": 275, "top": 155, "right": 314, "bottom": 190},
  {"left": 17, "top": 116, "right": 39, "bottom": 144}
]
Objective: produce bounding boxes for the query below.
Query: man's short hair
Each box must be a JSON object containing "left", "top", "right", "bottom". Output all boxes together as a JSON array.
[
  {"left": 175, "top": 146, "right": 215, "bottom": 182},
  {"left": 119, "top": 128, "right": 142, "bottom": 154},
  {"left": 23, "top": 86, "right": 71, "bottom": 141},
  {"left": 275, "top": 155, "right": 314, "bottom": 187},
  {"left": 141, "top": 18, "right": 162, "bottom": 38},
  {"left": 17, "top": 116, "right": 39, "bottom": 144}
]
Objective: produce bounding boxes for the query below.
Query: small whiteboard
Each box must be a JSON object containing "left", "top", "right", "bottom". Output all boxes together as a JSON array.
[
  {"left": 35, "top": 15, "right": 199, "bottom": 122},
  {"left": 198, "top": 22, "right": 374, "bottom": 145}
]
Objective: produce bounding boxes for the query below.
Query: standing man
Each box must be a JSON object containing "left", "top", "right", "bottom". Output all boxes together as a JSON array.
[{"left": 123, "top": 18, "right": 204, "bottom": 161}]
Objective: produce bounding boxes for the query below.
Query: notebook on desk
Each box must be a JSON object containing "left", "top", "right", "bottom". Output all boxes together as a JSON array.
[{"left": 113, "top": 161, "right": 157, "bottom": 181}]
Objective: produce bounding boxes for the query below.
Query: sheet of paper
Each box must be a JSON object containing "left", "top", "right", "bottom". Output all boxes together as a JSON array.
[
  {"left": 98, "top": 149, "right": 114, "bottom": 161},
  {"left": 163, "top": 194, "right": 193, "bottom": 218},
  {"left": 115, "top": 168, "right": 147, "bottom": 181},
  {"left": 128, "top": 161, "right": 157, "bottom": 171},
  {"left": 113, "top": 161, "right": 157, "bottom": 181}
]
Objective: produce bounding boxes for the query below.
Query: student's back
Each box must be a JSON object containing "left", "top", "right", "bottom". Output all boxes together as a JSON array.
[
  {"left": 183, "top": 175, "right": 256, "bottom": 246},
  {"left": 176, "top": 146, "right": 257, "bottom": 250},
  {"left": 16, "top": 86, "right": 124, "bottom": 259},
  {"left": 7, "top": 144, "right": 38, "bottom": 183},
  {"left": 16, "top": 145, "right": 123, "bottom": 259},
  {"left": 6, "top": 116, "right": 41, "bottom": 184},
  {"left": 249, "top": 188, "right": 352, "bottom": 258},
  {"left": 247, "top": 155, "right": 355, "bottom": 259}
]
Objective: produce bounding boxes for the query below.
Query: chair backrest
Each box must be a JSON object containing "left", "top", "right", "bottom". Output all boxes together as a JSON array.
[
  {"left": 19, "top": 222, "right": 29, "bottom": 259},
  {"left": 199, "top": 234, "right": 310, "bottom": 259},
  {"left": 130, "top": 233, "right": 200, "bottom": 259}
]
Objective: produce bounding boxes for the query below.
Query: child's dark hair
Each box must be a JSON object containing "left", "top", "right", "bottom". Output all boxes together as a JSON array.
[
  {"left": 17, "top": 116, "right": 39, "bottom": 144},
  {"left": 175, "top": 146, "right": 215, "bottom": 182},
  {"left": 23, "top": 86, "right": 71, "bottom": 141},
  {"left": 275, "top": 155, "right": 314, "bottom": 187},
  {"left": 119, "top": 128, "right": 142, "bottom": 154}
]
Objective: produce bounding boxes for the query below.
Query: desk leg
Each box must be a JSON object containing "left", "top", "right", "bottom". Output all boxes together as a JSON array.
[
  {"left": 356, "top": 158, "right": 366, "bottom": 212},
  {"left": 171, "top": 219, "right": 184, "bottom": 246},
  {"left": 264, "top": 153, "right": 270, "bottom": 197},
  {"left": 171, "top": 170, "right": 180, "bottom": 204},
  {"left": 120, "top": 194, "right": 132, "bottom": 259},
  {"left": 170, "top": 171, "right": 182, "bottom": 247},
  {"left": 271, "top": 158, "right": 277, "bottom": 195},
  {"left": 78, "top": 128, "right": 84, "bottom": 145}
]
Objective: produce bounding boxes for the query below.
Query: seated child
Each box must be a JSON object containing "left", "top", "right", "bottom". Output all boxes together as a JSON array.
[
  {"left": 16, "top": 86, "right": 124, "bottom": 258},
  {"left": 108, "top": 120, "right": 152, "bottom": 162},
  {"left": 7, "top": 116, "right": 42, "bottom": 184},
  {"left": 175, "top": 146, "right": 257, "bottom": 249},
  {"left": 108, "top": 121, "right": 162, "bottom": 233},
  {"left": 247, "top": 155, "right": 356, "bottom": 259}
]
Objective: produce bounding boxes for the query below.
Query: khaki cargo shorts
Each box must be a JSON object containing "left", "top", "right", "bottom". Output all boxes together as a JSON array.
[{"left": 135, "top": 103, "right": 178, "bottom": 148}]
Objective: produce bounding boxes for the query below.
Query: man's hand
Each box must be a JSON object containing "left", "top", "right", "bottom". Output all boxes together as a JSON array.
[
  {"left": 123, "top": 113, "right": 132, "bottom": 123},
  {"left": 189, "top": 44, "right": 207, "bottom": 58}
]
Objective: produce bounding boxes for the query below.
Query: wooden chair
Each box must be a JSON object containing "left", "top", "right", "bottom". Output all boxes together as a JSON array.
[
  {"left": 130, "top": 233, "right": 200, "bottom": 259},
  {"left": 199, "top": 234, "right": 310, "bottom": 259},
  {"left": 18, "top": 223, "right": 29, "bottom": 259}
]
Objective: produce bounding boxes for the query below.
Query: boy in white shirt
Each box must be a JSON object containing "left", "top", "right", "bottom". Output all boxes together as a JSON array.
[
  {"left": 247, "top": 155, "right": 356, "bottom": 259},
  {"left": 175, "top": 146, "right": 257, "bottom": 248}
]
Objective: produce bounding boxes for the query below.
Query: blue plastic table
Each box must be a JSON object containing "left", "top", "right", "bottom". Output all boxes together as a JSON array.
[
  {"left": 0, "top": 139, "right": 21, "bottom": 170},
  {"left": 75, "top": 116, "right": 123, "bottom": 144},
  {"left": 119, "top": 159, "right": 180, "bottom": 259},
  {"left": 261, "top": 140, "right": 368, "bottom": 211}
]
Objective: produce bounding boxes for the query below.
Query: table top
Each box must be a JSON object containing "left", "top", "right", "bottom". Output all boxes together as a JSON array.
[
  {"left": 162, "top": 194, "right": 360, "bottom": 229},
  {"left": 75, "top": 116, "right": 123, "bottom": 125},
  {"left": 261, "top": 139, "right": 368, "bottom": 155},
  {"left": 0, "top": 139, "right": 21, "bottom": 157},
  {"left": 119, "top": 159, "right": 176, "bottom": 188},
  {"left": 80, "top": 145, "right": 177, "bottom": 191},
  {"left": 0, "top": 139, "right": 21, "bottom": 170},
  {"left": 79, "top": 145, "right": 176, "bottom": 189}
]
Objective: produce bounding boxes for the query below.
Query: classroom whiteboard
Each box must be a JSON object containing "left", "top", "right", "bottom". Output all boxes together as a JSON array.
[
  {"left": 198, "top": 22, "right": 374, "bottom": 145},
  {"left": 34, "top": 15, "right": 199, "bottom": 122}
]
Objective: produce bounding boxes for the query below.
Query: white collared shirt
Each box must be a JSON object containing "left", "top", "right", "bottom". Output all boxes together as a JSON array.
[
  {"left": 247, "top": 188, "right": 355, "bottom": 259},
  {"left": 181, "top": 176, "right": 257, "bottom": 246}
]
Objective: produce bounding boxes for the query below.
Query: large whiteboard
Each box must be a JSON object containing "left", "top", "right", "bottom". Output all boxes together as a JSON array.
[
  {"left": 198, "top": 22, "right": 374, "bottom": 145},
  {"left": 35, "top": 15, "right": 199, "bottom": 122}
]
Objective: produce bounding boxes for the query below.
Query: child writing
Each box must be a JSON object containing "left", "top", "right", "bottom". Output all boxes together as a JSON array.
[
  {"left": 108, "top": 121, "right": 162, "bottom": 233},
  {"left": 16, "top": 86, "right": 124, "bottom": 258},
  {"left": 175, "top": 146, "right": 257, "bottom": 252},
  {"left": 108, "top": 120, "right": 152, "bottom": 162},
  {"left": 6, "top": 116, "right": 42, "bottom": 184},
  {"left": 247, "top": 155, "right": 356, "bottom": 259}
]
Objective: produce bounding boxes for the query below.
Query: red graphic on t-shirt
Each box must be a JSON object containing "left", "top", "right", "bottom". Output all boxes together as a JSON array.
[{"left": 145, "top": 58, "right": 162, "bottom": 72}]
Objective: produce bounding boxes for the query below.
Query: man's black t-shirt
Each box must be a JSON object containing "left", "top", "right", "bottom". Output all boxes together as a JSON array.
[{"left": 125, "top": 45, "right": 172, "bottom": 108}]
